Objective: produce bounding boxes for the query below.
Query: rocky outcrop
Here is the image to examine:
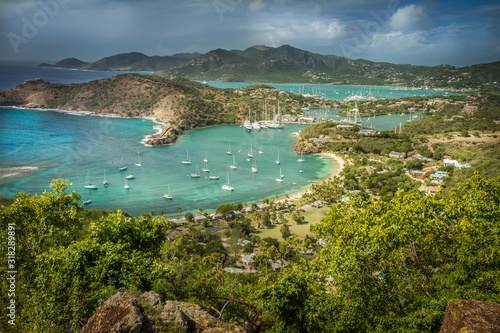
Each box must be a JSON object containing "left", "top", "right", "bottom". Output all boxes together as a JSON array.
[
  {"left": 81, "top": 292, "right": 144, "bottom": 333},
  {"left": 82, "top": 291, "right": 245, "bottom": 333},
  {"left": 144, "top": 126, "right": 180, "bottom": 146},
  {"left": 440, "top": 300, "right": 500, "bottom": 333}
]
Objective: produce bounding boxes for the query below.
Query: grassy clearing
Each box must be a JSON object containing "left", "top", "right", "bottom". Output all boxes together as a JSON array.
[{"left": 253, "top": 205, "right": 332, "bottom": 241}]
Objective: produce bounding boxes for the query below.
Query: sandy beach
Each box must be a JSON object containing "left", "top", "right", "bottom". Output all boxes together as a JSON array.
[{"left": 279, "top": 152, "right": 346, "bottom": 201}]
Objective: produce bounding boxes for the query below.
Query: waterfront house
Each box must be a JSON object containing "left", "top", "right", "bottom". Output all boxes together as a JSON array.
[
  {"left": 194, "top": 215, "right": 207, "bottom": 223},
  {"left": 210, "top": 213, "right": 223, "bottom": 220},
  {"left": 171, "top": 218, "right": 186, "bottom": 226}
]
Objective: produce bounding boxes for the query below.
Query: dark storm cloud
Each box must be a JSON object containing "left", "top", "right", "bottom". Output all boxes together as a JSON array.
[{"left": 1, "top": 0, "right": 499, "bottom": 66}]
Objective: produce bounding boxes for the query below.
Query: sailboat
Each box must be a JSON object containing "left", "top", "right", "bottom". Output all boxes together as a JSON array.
[
  {"left": 135, "top": 153, "right": 142, "bottom": 167},
  {"left": 297, "top": 151, "right": 305, "bottom": 162},
  {"left": 119, "top": 157, "right": 127, "bottom": 171},
  {"left": 84, "top": 172, "right": 98, "bottom": 189},
  {"left": 191, "top": 165, "right": 201, "bottom": 178},
  {"left": 247, "top": 144, "right": 254, "bottom": 158},
  {"left": 258, "top": 145, "right": 264, "bottom": 154},
  {"left": 163, "top": 185, "right": 172, "bottom": 199},
  {"left": 221, "top": 171, "right": 234, "bottom": 191},
  {"left": 226, "top": 143, "right": 232, "bottom": 155},
  {"left": 125, "top": 169, "right": 135, "bottom": 179},
  {"left": 103, "top": 170, "right": 108, "bottom": 186},
  {"left": 209, "top": 167, "right": 220, "bottom": 180},
  {"left": 202, "top": 161, "right": 210, "bottom": 172},
  {"left": 203, "top": 152, "right": 208, "bottom": 163},
  {"left": 276, "top": 168, "right": 284, "bottom": 182},
  {"left": 124, "top": 179, "right": 130, "bottom": 189},
  {"left": 181, "top": 150, "right": 192, "bottom": 165},
  {"left": 230, "top": 155, "right": 237, "bottom": 169},
  {"left": 275, "top": 149, "right": 280, "bottom": 165},
  {"left": 83, "top": 199, "right": 92, "bottom": 205},
  {"left": 251, "top": 161, "right": 258, "bottom": 173}
]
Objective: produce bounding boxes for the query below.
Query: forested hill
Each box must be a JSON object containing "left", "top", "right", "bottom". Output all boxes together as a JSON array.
[
  {"left": 41, "top": 45, "right": 500, "bottom": 90},
  {"left": 40, "top": 51, "right": 201, "bottom": 71}
]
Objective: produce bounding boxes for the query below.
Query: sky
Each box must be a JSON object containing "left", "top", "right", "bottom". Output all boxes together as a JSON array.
[{"left": 1, "top": 0, "right": 500, "bottom": 66}]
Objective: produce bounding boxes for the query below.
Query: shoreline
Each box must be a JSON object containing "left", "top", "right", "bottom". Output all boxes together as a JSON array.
[
  {"left": 167, "top": 152, "right": 346, "bottom": 219},
  {"left": 2, "top": 105, "right": 166, "bottom": 146},
  {"left": 279, "top": 152, "right": 345, "bottom": 202}
]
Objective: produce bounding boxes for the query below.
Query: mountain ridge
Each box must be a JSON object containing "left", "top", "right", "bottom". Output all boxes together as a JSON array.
[{"left": 39, "top": 45, "right": 500, "bottom": 90}]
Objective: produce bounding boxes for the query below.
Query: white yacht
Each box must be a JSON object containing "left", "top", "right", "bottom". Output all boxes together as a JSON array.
[
  {"left": 275, "top": 149, "right": 280, "bottom": 165},
  {"left": 163, "top": 185, "right": 172, "bottom": 199},
  {"left": 221, "top": 171, "right": 234, "bottom": 191},
  {"left": 251, "top": 161, "right": 258, "bottom": 173},
  {"left": 202, "top": 160, "right": 210, "bottom": 172},
  {"left": 103, "top": 170, "right": 108, "bottom": 187},
  {"left": 297, "top": 151, "right": 305, "bottom": 162},
  {"left": 276, "top": 168, "right": 284, "bottom": 182},
  {"left": 181, "top": 150, "right": 192, "bottom": 165},
  {"left": 252, "top": 120, "right": 261, "bottom": 131},
  {"left": 124, "top": 179, "right": 130, "bottom": 189},
  {"left": 226, "top": 143, "right": 232, "bottom": 155},
  {"left": 247, "top": 144, "right": 254, "bottom": 158},
  {"left": 135, "top": 153, "right": 142, "bottom": 167},
  {"left": 203, "top": 152, "right": 208, "bottom": 163},
  {"left": 125, "top": 170, "right": 135, "bottom": 179},
  {"left": 191, "top": 165, "right": 201, "bottom": 178},
  {"left": 209, "top": 168, "right": 220, "bottom": 180},
  {"left": 230, "top": 155, "right": 237, "bottom": 169},
  {"left": 243, "top": 119, "right": 253, "bottom": 131},
  {"left": 84, "top": 172, "right": 98, "bottom": 189}
]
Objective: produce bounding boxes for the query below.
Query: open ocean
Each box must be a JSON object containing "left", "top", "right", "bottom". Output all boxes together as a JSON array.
[{"left": 0, "top": 61, "right": 458, "bottom": 215}]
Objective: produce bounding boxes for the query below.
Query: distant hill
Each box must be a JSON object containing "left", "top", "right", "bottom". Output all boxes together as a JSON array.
[
  {"left": 40, "top": 52, "right": 201, "bottom": 72},
  {"left": 40, "top": 57, "right": 89, "bottom": 69},
  {"left": 157, "top": 45, "right": 500, "bottom": 91},
  {"left": 39, "top": 45, "right": 500, "bottom": 91}
]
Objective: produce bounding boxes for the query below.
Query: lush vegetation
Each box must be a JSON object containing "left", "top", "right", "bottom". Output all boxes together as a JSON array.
[{"left": 1, "top": 174, "right": 498, "bottom": 332}]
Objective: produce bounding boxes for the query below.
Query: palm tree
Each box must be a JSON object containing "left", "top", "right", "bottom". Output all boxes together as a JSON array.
[
  {"left": 159, "top": 210, "right": 165, "bottom": 216},
  {"left": 198, "top": 207, "right": 204, "bottom": 215},
  {"left": 177, "top": 206, "right": 183, "bottom": 214}
]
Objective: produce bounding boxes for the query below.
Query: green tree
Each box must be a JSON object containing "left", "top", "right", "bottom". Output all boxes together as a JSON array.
[
  {"left": 280, "top": 223, "right": 291, "bottom": 239},
  {"left": 313, "top": 174, "right": 500, "bottom": 332}
]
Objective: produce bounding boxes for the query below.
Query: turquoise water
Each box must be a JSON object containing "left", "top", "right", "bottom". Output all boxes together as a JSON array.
[
  {"left": 0, "top": 64, "right": 451, "bottom": 216},
  {"left": 304, "top": 107, "right": 427, "bottom": 131},
  {"left": 203, "top": 81, "right": 465, "bottom": 100},
  {"left": 0, "top": 107, "right": 331, "bottom": 215}
]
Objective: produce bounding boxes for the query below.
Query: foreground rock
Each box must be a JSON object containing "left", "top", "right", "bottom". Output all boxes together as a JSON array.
[
  {"left": 81, "top": 291, "right": 245, "bottom": 333},
  {"left": 81, "top": 292, "right": 145, "bottom": 333},
  {"left": 440, "top": 300, "right": 500, "bottom": 333}
]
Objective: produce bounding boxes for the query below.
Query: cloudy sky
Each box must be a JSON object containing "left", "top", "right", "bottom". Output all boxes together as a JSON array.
[{"left": 1, "top": 0, "right": 499, "bottom": 66}]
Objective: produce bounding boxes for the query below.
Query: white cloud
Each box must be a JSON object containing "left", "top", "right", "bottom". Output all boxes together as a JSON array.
[{"left": 388, "top": 4, "right": 433, "bottom": 31}]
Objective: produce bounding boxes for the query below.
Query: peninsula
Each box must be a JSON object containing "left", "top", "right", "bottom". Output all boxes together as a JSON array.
[{"left": 0, "top": 74, "right": 330, "bottom": 145}]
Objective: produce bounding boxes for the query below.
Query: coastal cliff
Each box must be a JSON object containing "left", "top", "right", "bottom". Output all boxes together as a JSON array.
[{"left": 0, "top": 75, "right": 236, "bottom": 144}]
